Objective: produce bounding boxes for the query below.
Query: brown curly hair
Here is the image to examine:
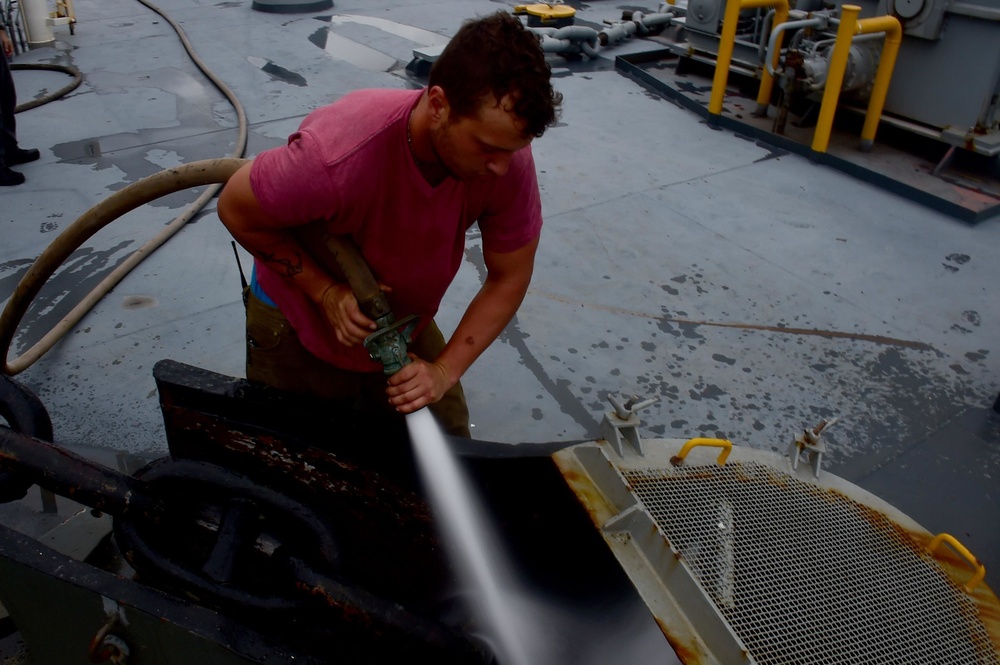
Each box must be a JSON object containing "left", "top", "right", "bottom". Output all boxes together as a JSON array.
[{"left": 428, "top": 11, "right": 562, "bottom": 138}]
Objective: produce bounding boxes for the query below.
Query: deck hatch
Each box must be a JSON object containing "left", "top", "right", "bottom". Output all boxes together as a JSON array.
[{"left": 620, "top": 460, "right": 999, "bottom": 665}]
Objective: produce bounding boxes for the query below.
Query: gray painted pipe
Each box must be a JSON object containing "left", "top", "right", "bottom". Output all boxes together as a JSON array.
[
  {"left": 764, "top": 16, "right": 829, "bottom": 77},
  {"left": 537, "top": 26, "right": 600, "bottom": 57},
  {"left": 534, "top": 13, "right": 674, "bottom": 58}
]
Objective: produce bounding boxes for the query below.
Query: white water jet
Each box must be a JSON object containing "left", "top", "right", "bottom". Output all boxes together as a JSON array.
[
  {"left": 406, "top": 409, "right": 550, "bottom": 665},
  {"left": 406, "top": 409, "right": 679, "bottom": 665}
]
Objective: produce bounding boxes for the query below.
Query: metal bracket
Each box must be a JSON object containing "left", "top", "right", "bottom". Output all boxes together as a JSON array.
[
  {"left": 601, "top": 394, "right": 659, "bottom": 457},
  {"left": 788, "top": 418, "right": 837, "bottom": 478}
]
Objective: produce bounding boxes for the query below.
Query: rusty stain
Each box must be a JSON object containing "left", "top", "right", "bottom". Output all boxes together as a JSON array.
[
  {"left": 552, "top": 451, "right": 621, "bottom": 527},
  {"left": 528, "top": 287, "right": 935, "bottom": 350},
  {"left": 907, "top": 528, "right": 1000, "bottom": 659},
  {"left": 164, "top": 407, "right": 433, "bottom": 520},
  {"left": 654, "top": 615, "right": 708, "bottom": 664}
]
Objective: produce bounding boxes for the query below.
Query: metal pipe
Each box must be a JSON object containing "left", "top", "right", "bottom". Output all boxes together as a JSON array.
[
  {"left": 534, "top": 14, "right": 672, "bottom": 57},
  {"left": 756, "top": 8, "right": 814, "bottom": 63},
  {"left": 637, "top": 11, "right": 675, "bottom": 29},
  {"left": 810, "top": 31, "right": 883, "bottom": 53},
  {"left": 0, "top": 426, "right": 159, "bottom": 517},
  {"left": 763, "top": 16, "right": 827, "bottom": 77},
  {"left": 810, "top": 6, "right": 901, "bottom": 153},
  {"left": 858, "top": 15, "right": 902, "bottom": 151},
  {"left": 810, "top": 6, "right": 861, "bottom": 153},
  {"left": 756, "top": 10, "right": 776, "bottom": 63},
  {"left": 950, "top": 2, "right": 1000, "bottom": 21},
  {"left": 533, "top": 25, "right": 601, "bottom": 57},
  {"left": 709, "top": 0, "right": 790, "bottom": 118}
]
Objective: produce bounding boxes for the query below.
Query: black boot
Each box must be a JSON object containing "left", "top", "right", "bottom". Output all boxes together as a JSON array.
[
  {"left": 0, "top": 166, "right": 26, "bottom": 186},
  {"left": 7, "top": 148, "right": 40, "bottom": 165}
]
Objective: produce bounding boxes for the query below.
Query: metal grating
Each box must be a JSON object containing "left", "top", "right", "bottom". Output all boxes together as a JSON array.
[{"left": 622, "top": 461, "right": 999, "bottom": 665}]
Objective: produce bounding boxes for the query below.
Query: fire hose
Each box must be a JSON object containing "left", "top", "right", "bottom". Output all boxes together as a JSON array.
[
  {"left": 0, "top": 156, "right": 417, "bottom": 376},
  {"left": 11, "top": 63, "right": 82, "bottom": 113},
  {"left": 1, "top": 0, "right": 413, "bottom": 377},
  {"left": 1, "top": 0, "right": 250, "bottom": 377}
]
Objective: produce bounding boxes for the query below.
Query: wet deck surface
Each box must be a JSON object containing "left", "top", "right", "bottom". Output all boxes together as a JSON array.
[{"left": 0, "top": 0, "right": 998, "bottom": 631}]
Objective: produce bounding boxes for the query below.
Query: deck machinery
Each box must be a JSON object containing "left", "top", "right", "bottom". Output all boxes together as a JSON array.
[
  {"left": 669, "top": 0, "right": 1000, "bottom": 156},
  {"left": 513, "top": 0, "right": 1000, "bottom": 219}
]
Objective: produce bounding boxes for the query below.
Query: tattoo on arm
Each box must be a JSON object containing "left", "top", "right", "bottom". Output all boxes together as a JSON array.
[{"left": 259, "top": 250, "right": 303, "bottom": 278}]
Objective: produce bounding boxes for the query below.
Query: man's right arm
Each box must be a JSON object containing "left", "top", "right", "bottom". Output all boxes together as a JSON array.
[
  {"left": 1, "top": 26, "right": 13, "bottom": 58},
  {"left": 217, "top": 162, "right": 376, "bottom": 345}
]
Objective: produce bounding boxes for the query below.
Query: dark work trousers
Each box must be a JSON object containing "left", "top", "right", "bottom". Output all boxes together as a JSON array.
[
  {"left": 245, "top": 290, "right": 472, "bottom": 438},
  {"left": 0, "top": 50, "right": 17, "bottom": 166}
]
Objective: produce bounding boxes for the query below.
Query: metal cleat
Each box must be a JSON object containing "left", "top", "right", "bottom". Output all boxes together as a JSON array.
[
  {"left": 788, "top": 417, "right": 838, "bottom": 478},
  {"left": 601, "top": 394, "right": 659, "bottom": 457}
]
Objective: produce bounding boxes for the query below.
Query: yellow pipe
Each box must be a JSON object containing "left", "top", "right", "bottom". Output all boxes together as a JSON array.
[
  {"left": 754, "top": 4, "right": 789, "bottom": 114},
  {"left": 858, "top": 15, "right": 902, "bottom": 151},
  {"left": 811, "top": 7, "right": 902, "bottom": 153},
  {"left": 926, "top": 533, "right": 986, "bottom": 593},
  {"left": 811, "top": 4, "right": 861, "bottom": 154},
  {"left": 709, "top": 0, "right": 790, "bottom": 117},
  {"left": 670, "top": 437, "right": 733, "bottom": 466}
]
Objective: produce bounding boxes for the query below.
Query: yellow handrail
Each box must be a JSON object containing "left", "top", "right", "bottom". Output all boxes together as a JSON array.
[
  {"left": 708, "top": 0, "right": 790, "bottom": 117},
  {"left": 926, "top": 533, "right": 986, "bottom": 593},
  {"left": 670, "top": 437, "right": 733, "bottom": 466},
  {"left": 811, "top": 6, "right": 902, "bottom": 153}
]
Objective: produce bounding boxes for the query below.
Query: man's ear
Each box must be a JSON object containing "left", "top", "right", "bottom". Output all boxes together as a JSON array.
[{"left": 427, "top": 86, "right": 450, "bottom": 125}]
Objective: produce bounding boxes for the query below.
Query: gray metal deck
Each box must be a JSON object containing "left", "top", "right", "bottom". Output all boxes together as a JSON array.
[{"left": 1, "top": 0, "right": 998, "bottom": 623}]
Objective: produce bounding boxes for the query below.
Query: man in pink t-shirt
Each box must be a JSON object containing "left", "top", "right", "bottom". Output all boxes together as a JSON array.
[{"left": 218, "top": 12, "right": 562, "bottom": 436}]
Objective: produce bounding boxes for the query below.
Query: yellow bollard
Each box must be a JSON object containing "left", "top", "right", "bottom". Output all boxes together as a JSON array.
[
  {"left": 858, "top": 16, "right": 902, "bottom": 151},
  {"left": 811, "top": 7, "right": 902, "bottom": 154},
  {"left": 811, "top": 5, "right": 861, "bottom": 154},
  {"left": 709, "top": 0, "right": 790, "bottom": 118}
]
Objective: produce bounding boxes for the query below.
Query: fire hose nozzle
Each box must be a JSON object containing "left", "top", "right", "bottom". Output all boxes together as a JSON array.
[{"left": 363, "top": 314, "right": 419, "bottom": 375}]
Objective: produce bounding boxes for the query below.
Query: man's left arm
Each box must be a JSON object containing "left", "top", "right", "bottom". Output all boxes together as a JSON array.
[{"left": 386, "top": 234, "right": 539, "bottom": 413}]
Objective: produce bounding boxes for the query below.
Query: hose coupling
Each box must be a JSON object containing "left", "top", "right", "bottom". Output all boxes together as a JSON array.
[{"left": 363, "top": 314, "right": 419, "bottom": 375}]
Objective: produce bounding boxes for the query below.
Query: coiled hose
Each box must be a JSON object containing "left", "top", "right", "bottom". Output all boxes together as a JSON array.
[
  {"left": 0, "top": 158, "right": 250, "bottom": 376},
  {"left": 12, "top": 63, "right": 82, "bottom": 113},
  {"left": 1, "top": 0, "right": 249, "bottom": 376}
]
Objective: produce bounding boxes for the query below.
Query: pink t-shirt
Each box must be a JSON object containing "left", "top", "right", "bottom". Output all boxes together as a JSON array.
[{"left": 250, "top": 88, "right": 543, "bottom": 372}]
